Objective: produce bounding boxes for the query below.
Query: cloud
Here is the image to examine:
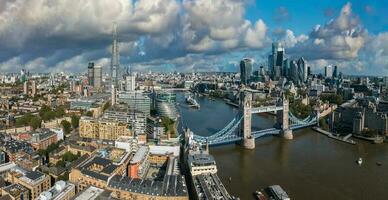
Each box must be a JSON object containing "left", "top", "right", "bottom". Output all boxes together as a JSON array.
[
  {"left": 0, "top": 0, "right": 270, "bottom": 73},
  {"left": 272, "top": 28, "right": 308, "bottom": 48},
  {"left": 273, "top": 6, "right": 291, "bottom": 23},
  {"left": 290, "top": 2, "right": 367, "bottom": 61}
]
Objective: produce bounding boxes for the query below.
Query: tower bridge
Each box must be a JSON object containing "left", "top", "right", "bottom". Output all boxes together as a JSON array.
[{"left": 192, "top": 90, "right": 319, "bottom": 149}]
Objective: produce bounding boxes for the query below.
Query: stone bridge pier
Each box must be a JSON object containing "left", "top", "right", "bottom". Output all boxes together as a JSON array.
[{"left": 276, "top": 98, "right": 293, "bottom": 140}]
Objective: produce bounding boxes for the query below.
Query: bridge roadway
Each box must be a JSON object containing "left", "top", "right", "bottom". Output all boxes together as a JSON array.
[{"left": 251, "top": 105, "right": 283, "bottom": 114}]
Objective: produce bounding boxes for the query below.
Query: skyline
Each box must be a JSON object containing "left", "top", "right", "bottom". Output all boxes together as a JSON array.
[{"left": 0, "top": 0, "right": 387, "bottom": 75}]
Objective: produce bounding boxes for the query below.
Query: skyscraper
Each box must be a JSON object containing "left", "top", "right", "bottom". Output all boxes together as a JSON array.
[
  {"left": 333, "top": 65, "right": 338, "bottom": 78},
  {"left": 297, "top": 57, "right": 307, "bottom": 84},
  {"left": 125, "top": 75, "right": 136, "bottom": 91},
  {"left": 325, "top": 65, "right": 333, "bottom": 78},
  {"left": 268, "top": 42, "right": 285, "bottom": 80},
  {"left": 87, "top": 62, "right": 94, "bottom": 86},
  {"left": 93, "top": 65, "right": 102, "bottom": 90},
  {"left": 111, "top": 23, "right": 120, "bottom": 88},
  {"left": 240, "top": 58, "right": 253, "bottom": 85},
  {"left": 290, "top": 60, "right": 298, "bottom": 84}
]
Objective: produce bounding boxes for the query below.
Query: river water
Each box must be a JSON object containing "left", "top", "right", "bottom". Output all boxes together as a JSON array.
[{"left": 176, "top": 92, "right": 388, "bottom": 200}]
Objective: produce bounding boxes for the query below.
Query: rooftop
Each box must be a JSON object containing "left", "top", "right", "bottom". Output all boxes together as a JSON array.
[
  {"left": 130, "top": 146, "right": 149, "bottom": 164},
  {"left": 73, "top": 186, "right": 104, "bottom": 200},
  {"left": 188, "top": 153, "right": 216, "bottom": 166},
  {"left": 108, "top": 175, "right": 187, "bottom": 197}
]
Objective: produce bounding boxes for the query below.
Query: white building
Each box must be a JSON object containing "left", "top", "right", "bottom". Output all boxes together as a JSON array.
[
  {"left": 36, "top": 181, "right": 76, "bottom": 200},
  {"left": 325, "top": 65, "right": 333, "bottom": 78},
  {"left": 115, "top": 136, "right": 139, "bottom": 153},
  {"left": 125, "top": 75, "right": 136, "bottom": 91},
  {"left": 188, "top": 153, "right": 218, "bottom": 176}
]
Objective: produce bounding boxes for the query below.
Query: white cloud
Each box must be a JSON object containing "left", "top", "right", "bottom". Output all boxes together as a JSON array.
[{"left": 291, "top": 2, "right": 367, "bottom": 60}]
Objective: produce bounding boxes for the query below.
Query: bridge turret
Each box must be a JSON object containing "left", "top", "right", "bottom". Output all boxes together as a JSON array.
[
  {"left": 277, "top": 97, "right": 293, "bottom": 140},
  {"left": 239, "top": 90, "right": 255, "bottom": 149}
]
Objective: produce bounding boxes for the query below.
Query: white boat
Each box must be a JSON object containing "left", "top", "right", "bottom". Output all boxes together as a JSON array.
[
  {"left": 357, "top": 157, "right": 363, "bottom": 165},
  {"left": 267, "top": 185, "right": 290, "bottom": 200},
  {"left": 185, "top": 96, "right": 200, "bottom": 108}
]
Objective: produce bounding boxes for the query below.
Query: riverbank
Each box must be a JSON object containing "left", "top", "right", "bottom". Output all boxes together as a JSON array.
[
  {"left": 312, "top": 127, "right": 356, "bottom": 145},
  {"left": 352, "top": 134, "right": 385, "bottom": 144}
]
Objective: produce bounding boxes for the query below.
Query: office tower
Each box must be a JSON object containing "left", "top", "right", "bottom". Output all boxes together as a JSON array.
[
  {"left": 290, "top": 60, "right": 298, "bottom": 84},
  {"left": 125, "top": 75, "right": 136, "bottom": 91},
  {"left": 307, "top": 66, "right": 311, "bottom": 76},
  {"left": 325, "top": 65, "right": 333, "bottom": 78},
  {"left": 111, "top": 23, "right": 120, "bottom": 88},
  {"left": 20, "top": 69, "right": 27, "bottom": 82},
  {"left": 283, "top": 59, "right": 290, "bottom": 78},
  {"left": 93, "top": 65, "right": 102, "bottom": 91},
  {"left": 268, "top": 42, "right": 285, "bottom": 80},
  {"left": 297, "top": 57, "right": 307, "bottom": 84},
  {"left": 88, "top": 62, "right": 94, "bottom": 86},
  {"left": 333, "top": 65, "right": 338, "bottom": 78},
  {"left": 117, "top": 91, "right": 151, "bottom": 116},
  {"left": 240, "top": 58, "right": 253, "bottom": 85},
  {"left": 31, "top": 80, "right": 36, "bottom": 97},
  {"left": 23, "top": 81, "right": 28, "bottom": 95}
]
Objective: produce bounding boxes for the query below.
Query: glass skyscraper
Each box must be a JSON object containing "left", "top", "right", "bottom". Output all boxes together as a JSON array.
[{"left": 240, "top": 58, "right": 253, "bottom": 85}]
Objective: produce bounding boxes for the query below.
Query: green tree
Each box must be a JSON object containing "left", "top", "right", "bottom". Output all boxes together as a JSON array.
[
  {"left": 39, "top": 105, "right": 52, "bottom": 118},
  {"left": 85, "top": 111, "right": 93, "bottom": 117},
  {"left": 103, "top": 102, "right": 111, "bottom": 111},
  {"left": 62, "top": 152, "right": 79, "bottom": 162},
  {"left": 30, "top": 117, "right": 42, "bottom": 130},
  {"left": 55, "top": 106, "right": 66, "bottom": 118},
  {"left": 71, "top": 115, "right": 80, "bottom": 129},
  {"left": 61, "top": 120, "right": 72, "bottom": 135},
  {"left": 320, "top": 118, "right": 329, "bottom": 131},
  {"left": 320, "top": 94, "right": 343, "bottom": 105}
]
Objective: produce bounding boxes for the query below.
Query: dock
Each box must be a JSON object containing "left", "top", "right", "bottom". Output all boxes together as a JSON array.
[{"left": 312, "top": 127, "right": 356, "bottom": 145}]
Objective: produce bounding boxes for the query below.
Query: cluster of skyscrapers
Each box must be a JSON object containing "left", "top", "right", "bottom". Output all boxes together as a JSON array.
[{"left": 240, "top": 42, "right": 311, "bottom": 86}]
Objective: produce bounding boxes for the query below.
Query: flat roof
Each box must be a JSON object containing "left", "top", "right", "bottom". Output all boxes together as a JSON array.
[
  {"left": 73, "top": 186, "right": 104, "bottom": 200},
  {"left": 130, "top": 146, "right": 148, "bottom": 164}
]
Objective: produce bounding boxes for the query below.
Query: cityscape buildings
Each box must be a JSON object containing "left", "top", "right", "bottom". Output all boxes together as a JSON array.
[{"left": 0, "top": 2, "right": 386, "bottom": 199}]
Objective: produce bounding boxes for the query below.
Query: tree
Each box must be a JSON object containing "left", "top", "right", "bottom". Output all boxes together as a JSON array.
[
  {"left": 85, "top": 111, "right": 93, "bottom": 117},
  {"left": 320, "top": 94, "right": 343, "bottom": 105},
  {"left": 55, "top": 106, "right": 66, "bottom": 118},
  {"left": 103, "top": 102, "right": 111, "bottom": 111},
  {"left": 16, "top": 113, "right": 41, "bottom": 129},
  {"left": 39, "top": 105, "right": 52, "bottom": 118},
  {"left": 71, "top": 115, "right": 80, "bottom": 129},
  {"left": 30, "top": 117, "right": 42, "bottom": 130},
  {"left": 320, "top": 118, "right": 329, "bottom": 131},
  {"left": 61, "top": 120, "right": 72, "bottom": 135}
]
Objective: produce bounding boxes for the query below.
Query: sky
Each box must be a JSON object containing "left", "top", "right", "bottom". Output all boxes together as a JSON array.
[{"left": 0, "top": 0, "right": 387, "bottom": 75}]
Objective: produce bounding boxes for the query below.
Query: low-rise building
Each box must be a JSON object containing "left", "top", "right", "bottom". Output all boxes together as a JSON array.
[
  {"left": 79, "top": 117, "right": 131, "bottom": 141},
  {"left": 1, "top": 183, "right": 29, "bottom": 200},
  {"left": 36, "top": 181, "right": 75, "bottom": 200},
  {"left": 187, "top": 153, "right": 217, "bottom": 176},
  {"left": 30, "top": 129, "right": 57, "bottom": 150},
  {"left": 6, "top": 169, "right": 51, "bottom": 199},
  {"left": 128, "top": 146, "right": 149, "bottom": 179}
]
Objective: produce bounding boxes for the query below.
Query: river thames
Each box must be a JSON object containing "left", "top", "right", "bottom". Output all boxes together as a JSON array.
[{"left": 176, "top": 92, "right": 388, "bottom": 200}]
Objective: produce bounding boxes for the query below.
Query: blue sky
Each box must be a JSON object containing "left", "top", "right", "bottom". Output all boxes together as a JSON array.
[{"left": 0, "top": 0, "right": 387, "bottom": 75}]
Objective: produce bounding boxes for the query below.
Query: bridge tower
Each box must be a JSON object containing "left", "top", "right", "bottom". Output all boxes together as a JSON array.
[
  {"left": 277, "top": 98, "right": 293, "bottom": 140},
  {"left": 239, "top": 91, "right": 255, "bottom": 149}
]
